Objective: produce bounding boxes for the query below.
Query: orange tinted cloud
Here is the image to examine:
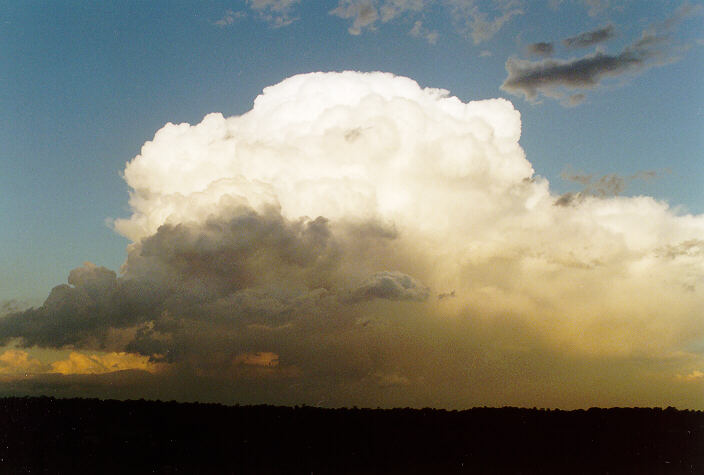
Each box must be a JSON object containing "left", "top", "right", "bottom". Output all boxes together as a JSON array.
[
  {"left": 233, "top": 352, "right": 280, "bottom": 368},
  {"left": 50, "top": 351, "right": 161, "bottom": 375},
  {"left": 0, "top": 349, "right": 44, "bottom": 376}
]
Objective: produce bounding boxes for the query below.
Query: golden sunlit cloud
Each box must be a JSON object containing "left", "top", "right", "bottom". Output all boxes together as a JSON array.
[
  {"left": 677, "top": 370, "right": 704, "bottom": 382},
  {"left": 0, "top": 349, "right": 44, "bottom": 376},
  {"left": 49, "top": 352, "right": 161, "bottom": 375}
]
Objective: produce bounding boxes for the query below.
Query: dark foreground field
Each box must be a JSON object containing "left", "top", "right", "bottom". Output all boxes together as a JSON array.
[{"left": 0, "top": 397, "right": 702, "bottom": 474}]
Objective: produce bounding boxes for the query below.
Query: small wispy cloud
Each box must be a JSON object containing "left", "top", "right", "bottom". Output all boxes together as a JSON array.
[
  {"left": 501, "top": 4, "right": 700, "bottom": 105},
  {"left": 247, "top": 0, "right": 301, "bottom": 27},
  {"left": 330, "top": 0, "right": 429, "bottom": 36},
  {"left": 214, "top": 9, "right": 246, "bottom": 27},
  {"left": 448, "top": 0, "right": 524, "bottom": 44},
  {"left": 525, "top": 41, "right": 554, "bottom": 56},
  {"left": 582, "top": 0, "right": 611, "bottom": 18},
  {"left": 563, "top": 24, "right": 615, "bottom": 49},
  {"left": 331, "top": 0, "right": 380, "bottom": 35},
  {"left": 409, "top": 20, "right": 439, "bottom": 44},
  {"left": 555, "top": 170, "right": 657, "bottom": 206}
]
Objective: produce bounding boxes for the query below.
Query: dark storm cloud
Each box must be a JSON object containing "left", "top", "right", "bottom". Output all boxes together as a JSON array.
[
  {"left": 0, "top": 264, "right": 163, "bottom": 348},
  {"left": 525, "top": 42, "right": 554, "bottom": 56},
  {"left": 502, "top": 5, "right": 699, "bottom": 103},
  {"left": 347, "top": 271, "right": 429, "bottom": 303},
  {"left": 0, "top": 204, "right": 427, "bottom": 372},
  {"left": 562, "top": 24, "right": 615, "bottom": 49},
  {"left": 502, "top": 48, "right": 649, "bottom": 102}
]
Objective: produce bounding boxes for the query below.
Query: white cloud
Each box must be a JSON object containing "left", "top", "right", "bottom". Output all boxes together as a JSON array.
[{"left": 112, "top": 70, "right": 704, "bottom": 365}]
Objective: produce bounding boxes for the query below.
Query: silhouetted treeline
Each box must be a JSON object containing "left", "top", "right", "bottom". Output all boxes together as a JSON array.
[{"left": 0, "top": 397, "right": 702, "bottom": 474}]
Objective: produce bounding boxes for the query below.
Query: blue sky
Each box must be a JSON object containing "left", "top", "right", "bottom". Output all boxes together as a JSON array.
[{"left": 2, "top": 1, "right": 702, "bottom": 302}]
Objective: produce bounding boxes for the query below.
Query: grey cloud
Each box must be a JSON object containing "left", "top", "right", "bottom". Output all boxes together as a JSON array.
[
  {"left": 553, "top": 192, "right": 583, "bottom": 207},
  {"left": 501, "top": 5, "right": 692, "bottom": 104},
  {"left": 582, "top": 0, "right": 610, "bottom": 18},
  {"left": 554, "top": 170, "right": 657, "bottom": 206},
  {"left": 330, "top": 0, "right": 380, "bottom": 35},
  {"left": 380, "top": 0, "right": 428, "bottom": 22},
  {"left": 525, "top": 42, "right": 554, "bottom": 56},
  {"left": 656, "top": 239, "right": 704, "bottom": 259},
  {"left": 331, "top": 0, "right": 429, "bottom": 35},
  {"left": 330, "top": 0, "right": 522, "bottom": 42},
  {"left": 129, "top": 208, "right": 335, "bottom": 301},
  {"left": 437, "top": 290, "right": 456, "bottom": 300},
  {"left": 409, "top": 20, "right": 439, "bottom": 44},
  {"left": 347, "top": 271, "right": 430, "bottom": 303},
  {"left": 448, "top": 0, "right": 524, "bottom": 44},
  {"left": 246, "top": 0, "right": 300, "bottom": 27},
  {"left": 0, "top": 264, "right": 165, "bottom": 349},
  {"left": 0, "top": 204, "right": 421, "bottom": 374},
  {"left": 214, "top": 9, "right": 246, "bottom": 27},
  {"left": 564, "top": 172, "right": 627, "bottom": 197},
  {"left": 1, "top": 300, "right": 30, "bottom": 316},
  {"left": 563, "top": 24, "right": 615, "bottom": 49},
  {"left": 502, "top": 50, "right": 642, "bottom": 102},
  {"left": 567, "top": 93, "right": 586, "bottom": 106}
]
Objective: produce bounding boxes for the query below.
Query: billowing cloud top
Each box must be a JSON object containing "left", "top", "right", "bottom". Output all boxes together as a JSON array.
[
  {"left": 115, "top": 71, "right": 528, "bottom": 242},
  {"left": 1, "top": 71, "right": 703, "bottom": 408}
]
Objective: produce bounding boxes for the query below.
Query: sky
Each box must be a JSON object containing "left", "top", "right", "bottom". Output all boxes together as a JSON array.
[{"left": 0, "top": 0, "right": 703, "bottom": 409}]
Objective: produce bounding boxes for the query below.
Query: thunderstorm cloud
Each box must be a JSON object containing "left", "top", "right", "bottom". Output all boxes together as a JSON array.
[{"left": 1, "top": 71, "right": 702, "bottom": 408}]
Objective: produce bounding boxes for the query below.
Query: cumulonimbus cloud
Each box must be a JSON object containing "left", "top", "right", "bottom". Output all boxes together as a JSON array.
[{"left": 1, "top": 71, "right": 702, "bottom": 408}]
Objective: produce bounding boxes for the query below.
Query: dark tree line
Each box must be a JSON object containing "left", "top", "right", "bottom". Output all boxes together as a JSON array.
[{"left": 0, "top": 396, "right": 702, "bottom": 474}]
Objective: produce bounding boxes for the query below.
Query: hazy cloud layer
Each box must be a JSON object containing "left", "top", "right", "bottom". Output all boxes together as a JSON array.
[
  {"left": 1, "top": 71, "right": 702, "bottom": 408},
  {"left": 501, "top": 4, "right": 699, "bottom": 104}
]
